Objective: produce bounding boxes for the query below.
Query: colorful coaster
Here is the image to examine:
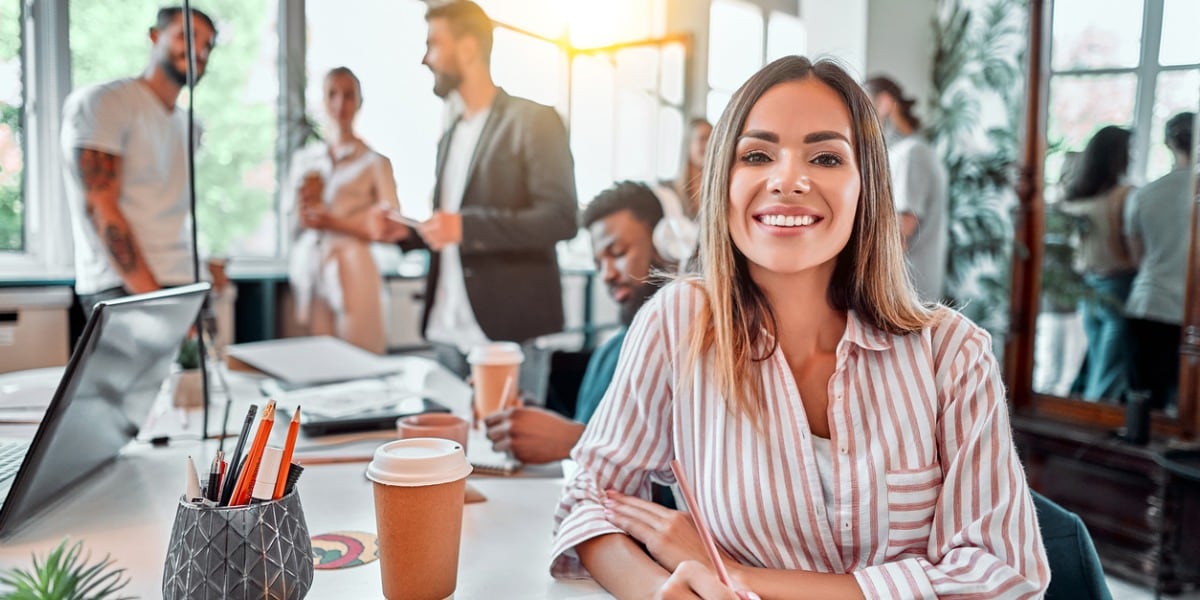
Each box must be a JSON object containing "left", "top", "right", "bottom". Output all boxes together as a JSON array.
[{"left": 311, "top": 531, "right": 379, "bottom": 570}]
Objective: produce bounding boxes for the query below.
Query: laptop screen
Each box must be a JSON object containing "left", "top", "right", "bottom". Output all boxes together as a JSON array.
[{"left": 0, "top": 283, "right": 209, "bottom": 537}]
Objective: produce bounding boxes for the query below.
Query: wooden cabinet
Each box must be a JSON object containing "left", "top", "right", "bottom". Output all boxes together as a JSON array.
[{"left": 1013, "top": 416, "right": 1200, "bottom": 594}]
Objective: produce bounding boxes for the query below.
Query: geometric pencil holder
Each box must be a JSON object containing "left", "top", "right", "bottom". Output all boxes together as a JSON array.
[{"left": 162, "top": 490, "right": 314, "bottom": 600}]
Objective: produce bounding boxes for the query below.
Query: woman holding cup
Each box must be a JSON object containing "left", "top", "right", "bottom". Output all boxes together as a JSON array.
[{"left": 287, "top": 67, "right": 400, "bottom": 354}]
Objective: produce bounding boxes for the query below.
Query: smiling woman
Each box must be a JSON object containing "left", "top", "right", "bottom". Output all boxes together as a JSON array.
[{"left": 550, "top": 56, "right": 1049, "bottom": 600}]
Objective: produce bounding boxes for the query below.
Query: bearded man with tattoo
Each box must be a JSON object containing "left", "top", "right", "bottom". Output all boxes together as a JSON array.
[{"left": 60, "top": 6, "right": 218, "bottom": 313}]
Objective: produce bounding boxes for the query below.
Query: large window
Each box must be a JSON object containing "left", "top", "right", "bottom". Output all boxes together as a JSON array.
[
  {"left": 68, "top": 0, "right": 280, "bottom": 258},
  {"left": 706, "top": 0, "right": 805, "bottom": 120},
  {"left": 1045, "top": 0, "right": 1200, "bottom": 190},
  {"left": 0, "top": 0, "right": 22, "bottom": 251},
  {"left": 1, "top": 0, "right": 702, "bottom": 274}
]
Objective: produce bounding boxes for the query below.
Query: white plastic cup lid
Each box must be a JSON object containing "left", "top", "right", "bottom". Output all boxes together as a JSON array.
[
  {"left": 466, "top": 342, "right": 524, "bottom": 366},
  {"left": 366, "top": 438, "right": 472, "bottom": 487}
]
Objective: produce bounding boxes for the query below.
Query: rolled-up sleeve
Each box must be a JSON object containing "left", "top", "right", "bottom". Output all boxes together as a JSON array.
[
  {"left": 549, "top": 291, "right": 677, "bottom": 579},
  {"left": 853, "top": 330, "right": 1050, "bottom": 599}
]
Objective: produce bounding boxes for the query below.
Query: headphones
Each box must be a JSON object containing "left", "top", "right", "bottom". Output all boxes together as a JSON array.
[{"left": 648, "top": 182, "right": 700, "bottom": 265}]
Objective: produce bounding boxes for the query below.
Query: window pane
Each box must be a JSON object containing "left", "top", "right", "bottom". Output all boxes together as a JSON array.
[
  {"left": 766, "top": 11, "right": 806, "bottom": 63},
  {"left": 616, "top": 47, "right": 658, "bottom": 94},
  {"left": 0, "top": 0, "right": 23, "bottom": 251},
  {"left": 307, "top": 0, "right": 441, "bottom": 221},
  {"left": 660, "top": 42, "right": 686, "bottom": 105},
  {"left": 1051, "top": 0, "right": 1143, "bottom": 71},
  {"left": 707, "top": 89, "right": 733, "bottom": 124},
  {"left": 570, "top": 55, "right": 614, "bottom": 205},
  {"left": 708, "top": 0, "right": 763, "bottom": 91},
  {"left": 1147, "top": 69, "right": 1200, "bottom": 179},
  {"left": 477, "top": 0, "right": 565, "bottom": 41},
  {"left": 492, "top": 28, "right": 566, "bottom": 110},
  {"left": 70, "top": 0, "right": 280, "bottom": 257},
  {"left": 1160, "top": 0, "right": 1200, "bottom": 66},
  {"left": 657, "top": 107, "right": 684, "bottom": 181},
  {"left": 1045, "top": 73, "right": 1137, "bottom": 185},
  {"left": 614, "top": 88, "right": 656, "bottom": 181}
]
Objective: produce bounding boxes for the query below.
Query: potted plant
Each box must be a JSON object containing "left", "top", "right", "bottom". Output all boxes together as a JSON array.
[
  {"left": 0, "top": 539, "right": 132, "bottom": 600},
  {"left": 172, "top": 337, "right": 205, "bottom": 409}
]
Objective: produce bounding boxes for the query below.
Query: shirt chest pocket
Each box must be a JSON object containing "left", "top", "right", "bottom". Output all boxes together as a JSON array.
[{"left": 884, "top": 464, "right": 942, "bottom": 557}]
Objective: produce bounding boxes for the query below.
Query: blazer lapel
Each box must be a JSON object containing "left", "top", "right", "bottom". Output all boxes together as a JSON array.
[
  {"left": 431, "top": 118, "right": 460, "bottom": 212},
  {"left": 459, "top": 89, "right": 508, "bottom": 209}
]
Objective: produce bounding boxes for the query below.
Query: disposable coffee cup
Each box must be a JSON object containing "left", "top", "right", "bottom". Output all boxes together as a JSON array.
[
  {"left": 367, "top": 438, "right": 473, "bottom": 600},
  {"left": 467, "top": 342, "right": 524, "bottom": 420},
  {"left": 397, "top": 413, "right": 470, "bottom": 452}
]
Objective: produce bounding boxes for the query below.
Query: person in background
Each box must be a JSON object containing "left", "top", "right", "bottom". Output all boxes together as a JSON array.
[
  {"left": 664, "top": 118, "right": 713, "bottom": 220},
  {"left": 371, "top": 0, "right": 577, "bottom": 378},
  {"left": 484, "top": 181, "right": 672, "bottom": 464},
  {"left": 1124, "top": 112, "right": 1196, "bottom": 410},
  {"left": 865, "top": 76, "right": 948, "bottom": 302},
  {"left": 649, "top": 118, "right": 712, "bottom": 267},
  {"left": 61, "top": 7, "right": 218, "bottom": 314},
  {"left": 550, "top": 56, "right": 1048, "bottom": 599},
  {"left": 1060, "top": 125, "right": 1138, "bottom": 403},
  {"left": 287, "top": 67, "right": 400, "bottom": 354}
]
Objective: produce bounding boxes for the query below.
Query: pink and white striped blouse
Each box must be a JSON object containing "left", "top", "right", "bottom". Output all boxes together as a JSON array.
[{"left": 550, "top": 282, "right": 1049, "bottom": 599}]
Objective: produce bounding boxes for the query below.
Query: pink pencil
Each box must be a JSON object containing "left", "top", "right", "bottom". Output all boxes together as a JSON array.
[{"left": 670, "top": 459, "right": 733, "bottom": 586}]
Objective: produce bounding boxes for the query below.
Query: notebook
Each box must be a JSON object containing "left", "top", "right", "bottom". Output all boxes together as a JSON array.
[{"left": 226, "top": 336, "right": 398, "bottom": 387}]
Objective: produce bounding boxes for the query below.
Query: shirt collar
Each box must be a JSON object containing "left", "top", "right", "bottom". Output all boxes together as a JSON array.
[{"left": 842, "top": 310, "right": 893, "bottom": 352}]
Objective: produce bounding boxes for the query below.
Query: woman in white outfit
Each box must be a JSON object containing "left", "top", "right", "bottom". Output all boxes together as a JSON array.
[{"left": 287, "top": 67, "right": 399, "bottom": 354}]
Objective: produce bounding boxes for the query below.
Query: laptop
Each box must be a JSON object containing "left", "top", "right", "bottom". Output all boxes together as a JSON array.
[{"left": 0, "top": 283, "right": 210, "bottom": 537}]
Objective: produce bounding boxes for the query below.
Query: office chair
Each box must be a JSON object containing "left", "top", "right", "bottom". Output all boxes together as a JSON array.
[{"left": 1032, "top": 490, "right": 1113, "bottom": 600}]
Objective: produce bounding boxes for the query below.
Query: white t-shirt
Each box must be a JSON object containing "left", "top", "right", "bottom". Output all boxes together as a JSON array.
[
  {"left": 425, "top": 108, "right": 492, "bottom": 352},
  {"left": 61, "top": 78, "right": 195, "bottom": 295},
  {"left": 889, "top": 133, "right": 948, "bottom": 301}
]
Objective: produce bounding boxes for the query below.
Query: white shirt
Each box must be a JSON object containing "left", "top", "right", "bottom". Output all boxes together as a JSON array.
[
  {"left": 1124, "top": 168, "right": 1192, "bottom": 324},
  {"left": 888, "top": 132, "right": 948, "bottom": 301},
  {"left": 426, "top": 109, "right": 492, "bottom": 352},
  {"left": 551, "top": 282, "right": 1049, "bottom": 598},
  {"left": 61, "top": 78, "right": 196, "bottom": 295}
]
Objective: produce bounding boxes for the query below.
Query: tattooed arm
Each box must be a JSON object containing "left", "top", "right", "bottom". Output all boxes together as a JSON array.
[{"left": 77, "top": 148, "right": 159, "bottom": 294}]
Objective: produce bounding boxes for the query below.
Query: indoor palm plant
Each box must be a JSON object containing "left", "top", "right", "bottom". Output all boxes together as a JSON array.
[
  {"left": 930, "top": 0, "right": 1028, "bottom": 350},
  {"left": 0, "top": 539, "right": 132, "bottom": 600}
]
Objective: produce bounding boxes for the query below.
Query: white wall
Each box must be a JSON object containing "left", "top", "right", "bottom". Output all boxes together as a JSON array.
[
  {"left": 864, "top": 0, "right": 938, "bottom": 117},
  {"left": 800, "top": 0, "right": 869, "bottom": 79}
]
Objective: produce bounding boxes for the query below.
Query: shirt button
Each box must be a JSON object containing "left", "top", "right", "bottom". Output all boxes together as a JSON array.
[
  {"left": 835, "top": 393, "right": 843, "bottom": 401},
  {"left": 843, "top": 521, "right": 851, "bottom": 529},
  {"left": 839, "top": 446, "right": 848, "bottom": 455}
]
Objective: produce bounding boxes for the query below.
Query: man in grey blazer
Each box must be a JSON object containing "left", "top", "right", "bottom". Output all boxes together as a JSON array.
[{"left": 373, "top": 0, "right": 577, "bottom": 375}]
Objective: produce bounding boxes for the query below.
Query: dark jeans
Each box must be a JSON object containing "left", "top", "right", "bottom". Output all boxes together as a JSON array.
[{"left": 1127, "top": 317, "right": 1180, "bottom": 411}]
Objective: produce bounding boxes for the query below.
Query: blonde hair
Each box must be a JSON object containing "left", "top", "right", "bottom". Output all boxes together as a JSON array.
[{"left": 684, "top": 56, "right": 936, "bottom": 422}]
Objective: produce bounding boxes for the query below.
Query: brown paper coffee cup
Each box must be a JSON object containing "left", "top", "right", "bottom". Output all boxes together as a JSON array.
[
  {"left": 367, "top": 439, "right": 473, "bottom": 600},
  {"left": 467, "top": 342, "right": 524, "bottom": 420}
]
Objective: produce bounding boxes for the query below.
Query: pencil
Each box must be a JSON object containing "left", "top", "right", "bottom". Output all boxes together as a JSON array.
[
  {"left": 230, "top": 400, "right": 276, "bottom": 506},
  {"left": 273, "top": 406, "right": 301, "bottom": 499},
  {"left": 670, "top": 459, "right": 734, "bottom": 587},
  {"left": 219, "top": 404, "right": 257, "bottom": 506}
]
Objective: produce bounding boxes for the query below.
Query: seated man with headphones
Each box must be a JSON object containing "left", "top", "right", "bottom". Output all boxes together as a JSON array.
[{"left": 484, "top": 181, "right": 676, "bottom": 463}]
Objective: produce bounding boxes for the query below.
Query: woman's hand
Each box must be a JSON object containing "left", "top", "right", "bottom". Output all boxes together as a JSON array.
[
  {"left": 655, "top": 561, "right": 760, "bottom": 600},
  {"left": 604, "top": 490, "right": 732, "bottom": 573},
  {"left": 299, "top": 203, "right": 331, "bottom": 230}
]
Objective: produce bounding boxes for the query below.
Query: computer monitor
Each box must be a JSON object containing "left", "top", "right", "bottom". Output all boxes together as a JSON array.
[{"left": 0, "top": 283, "right": 210, "bottom": 537}]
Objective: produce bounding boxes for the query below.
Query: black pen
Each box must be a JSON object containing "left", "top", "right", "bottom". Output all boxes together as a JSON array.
[
  {"left": 219, "top": 404, "right": 257, "bottom": 506},
  {"left": 205, "top": 450, "right": 223, "bottom": 502}
]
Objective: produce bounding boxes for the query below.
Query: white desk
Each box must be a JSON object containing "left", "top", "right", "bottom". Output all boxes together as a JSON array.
[{"left": 0, "top": 357, "right": 609, "bottom": 599}]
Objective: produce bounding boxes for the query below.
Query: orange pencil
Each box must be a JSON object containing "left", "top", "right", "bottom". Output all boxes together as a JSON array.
[
  {"left": 230, "top": 399, "right": 276, "bottom": 506},
  {"left": 273, "top": 406, "right": 301, "bottom": 499}
]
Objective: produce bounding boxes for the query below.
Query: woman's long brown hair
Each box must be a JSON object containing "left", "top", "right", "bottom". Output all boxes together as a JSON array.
[{"left": 683, "top": 56, "right": 937, "bottom": 423}]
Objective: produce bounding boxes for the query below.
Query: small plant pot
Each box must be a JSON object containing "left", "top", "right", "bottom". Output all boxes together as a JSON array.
[{"left": 172, "top": 369, "right": 205, "bottom": 409}]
